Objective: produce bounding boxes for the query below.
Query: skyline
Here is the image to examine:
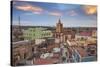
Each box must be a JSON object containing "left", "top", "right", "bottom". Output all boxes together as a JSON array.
[{"left": 12, "top": 1, "right": 97, "bottom": 27}]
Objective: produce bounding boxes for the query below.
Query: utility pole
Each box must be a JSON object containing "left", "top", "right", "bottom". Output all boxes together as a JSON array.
[{"left": 18, "top": 16, "right": 21, "bottom": 31}]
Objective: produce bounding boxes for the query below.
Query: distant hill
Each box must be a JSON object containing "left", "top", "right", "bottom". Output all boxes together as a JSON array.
[{"left": 11, "top": 25, "right": 97, "bottom": 30}]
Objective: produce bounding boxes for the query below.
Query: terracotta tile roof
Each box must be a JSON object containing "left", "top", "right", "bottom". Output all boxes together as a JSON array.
[
  {"left": 75, "top": 47, "right": 87, "bottom": 57},
  {"left": 34, "top": 58, "right": 59, "bottom": 65}
]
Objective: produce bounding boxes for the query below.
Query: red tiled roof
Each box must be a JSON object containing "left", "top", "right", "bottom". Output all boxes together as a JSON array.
[
  {"left": 80, "top": 32, "right": 92, "bottom": 36},
  {"left": 34, "top": 58, "right": 59, "bottom": 65},
  {"left": 75, "top": 47, "right": 87, "bottom": 57}
]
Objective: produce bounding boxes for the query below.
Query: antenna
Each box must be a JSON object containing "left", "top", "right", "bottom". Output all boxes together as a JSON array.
[
  {"left": 18, "top": 16, "right": 20, "bottom": 26},
  {"left": 18, "top": 16, "right": 21, "bottom": 31}
]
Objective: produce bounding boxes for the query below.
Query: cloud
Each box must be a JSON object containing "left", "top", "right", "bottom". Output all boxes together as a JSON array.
[
  {"left": 67, "top": 10, "right": 77, "bottom": 16},
  {"left": 15, "top": 2, "right": 63, "bottom": 16},
  {"left": 32, "top": 12, "right": 42, "bottom": 14},
  {"left": 15, "top": 4, "right": 43, "bottom": 14},
  {"left": 82, "top": 5, "right": 97, "bottom": 15},
  {"left": 22, "top": 12, "right": 41, "bottom": 16},
  {"left": 48, "top": 11, "right": 62, "bottom": 16}
]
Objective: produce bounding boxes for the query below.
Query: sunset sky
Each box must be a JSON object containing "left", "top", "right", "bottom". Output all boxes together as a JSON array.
[{"left": 12, "top": 1, "right": 97, "bottom": 27}]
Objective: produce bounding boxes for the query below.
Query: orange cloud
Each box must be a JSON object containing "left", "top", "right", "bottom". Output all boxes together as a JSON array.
[
  {"left": 49, "top": 11, "right": 62, "bottom": 16},
  {"left": 83, "top": 5, "right": 97, "bottom": 15},
  {"left": 15, "top": 4, "right": 43, "bottom": 13}
]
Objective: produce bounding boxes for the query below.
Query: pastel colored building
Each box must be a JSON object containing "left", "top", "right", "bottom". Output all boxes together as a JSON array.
[{"left": 23, "top": 28, "right": 53, "bottom": 40}]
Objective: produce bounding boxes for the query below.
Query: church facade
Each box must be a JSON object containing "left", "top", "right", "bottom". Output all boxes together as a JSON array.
[{"left": 54, "top": 19, "right": 75, "bottom": 43}]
